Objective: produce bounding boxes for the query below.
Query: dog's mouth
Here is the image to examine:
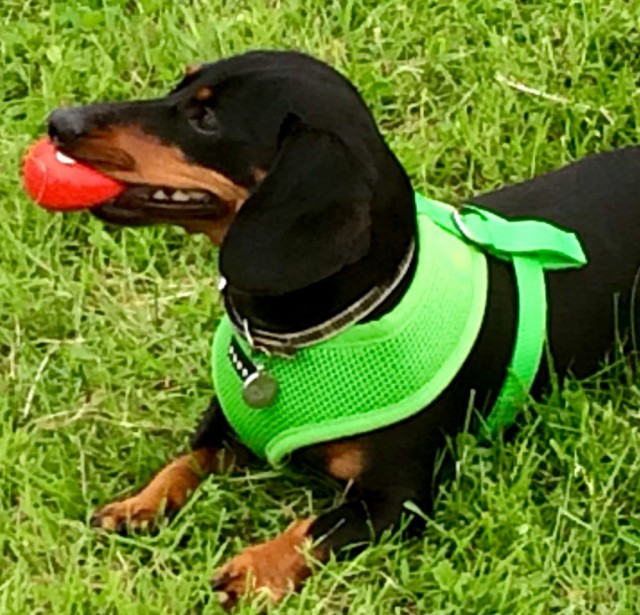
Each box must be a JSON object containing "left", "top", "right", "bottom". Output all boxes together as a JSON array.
[
  {"left": 92, "top": 185, "right": 229, "bottom": 226},
  {"left": 51, "top": 133, "right": 238, "bottom": 227}
]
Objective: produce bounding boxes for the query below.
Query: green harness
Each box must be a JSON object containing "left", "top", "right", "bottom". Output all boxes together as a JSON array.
[{"left": 212, "top": 194, "right": 587, "bottom": 464}]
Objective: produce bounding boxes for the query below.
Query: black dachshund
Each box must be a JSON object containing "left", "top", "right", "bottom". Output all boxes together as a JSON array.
[{"left": 45, "top": 50, "right": 640, "bottom": 606}]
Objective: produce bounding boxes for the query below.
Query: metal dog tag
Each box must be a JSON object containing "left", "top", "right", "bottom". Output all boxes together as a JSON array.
[{"left": 242, "top": 367, "right": 278, "bottom": 408}]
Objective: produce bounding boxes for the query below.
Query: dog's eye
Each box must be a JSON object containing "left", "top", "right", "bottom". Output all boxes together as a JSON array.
[{"left": 190, "top": 107, "right": 220, "bottom": 135}]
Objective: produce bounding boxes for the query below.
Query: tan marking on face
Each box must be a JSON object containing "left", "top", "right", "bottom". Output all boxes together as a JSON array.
[
  {"left": 195, "top": 86, "right": 214, "bottom": 101},
  {"left": 67, "top": 126, "right": 249, "bottom": 210},
  {"left": 167, "top": 188, "right": 248, "bottom": 245},
  {"left": 252, "top": 167, "right": 268, "bottom": 183},
  {"left": 178, "top": 214, "right": 237, "bottom": 246},
  {"left": 322, "top": 440, "right": 365, "bottom": 481},
  {"left": 185, "top": 63, "right": 203, "bottom": 77}
]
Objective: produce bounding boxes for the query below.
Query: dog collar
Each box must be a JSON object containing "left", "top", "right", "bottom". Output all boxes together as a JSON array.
[
  {"left": 212, "top": 193, "right": 588, "bottom": 463},
  {"left": 223, "top": 239, "right": 416, "bottom": 357}
]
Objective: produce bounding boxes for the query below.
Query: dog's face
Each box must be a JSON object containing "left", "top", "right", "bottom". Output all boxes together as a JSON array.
[{"left": 48, "top": 51, "right": 382, "bottom": 249}]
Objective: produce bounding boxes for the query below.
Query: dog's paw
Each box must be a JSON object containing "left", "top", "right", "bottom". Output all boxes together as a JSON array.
[
  {"left": 212, "top": 519, "right": 315, "bottom": 609},
  {"left": 90, "top": 450, "right": 222, "bottom": 532},
  {"left": 90, "top": 496, "right": 163, "bottom": 532}
]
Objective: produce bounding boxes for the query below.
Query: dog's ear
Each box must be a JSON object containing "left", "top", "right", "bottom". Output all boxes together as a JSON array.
[{"left": 220, "top": 114, "right": 375, "bottom": 296}]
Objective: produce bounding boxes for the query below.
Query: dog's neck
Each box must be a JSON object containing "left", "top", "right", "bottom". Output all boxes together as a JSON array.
[{"left": 224, "top": 155, "right": 418, "bottom": 335}]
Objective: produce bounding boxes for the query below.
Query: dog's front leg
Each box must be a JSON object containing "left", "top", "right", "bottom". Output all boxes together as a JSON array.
[
  {"left": 212, "top": 485, "right": 427, "bottom": 608},
  {"left": 91, "top": 398, "right": 245, "bottom": 531}
]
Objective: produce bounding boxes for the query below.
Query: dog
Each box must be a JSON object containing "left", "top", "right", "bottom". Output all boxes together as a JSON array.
[{"left": 45, "top": 50, "right": 640, "bottom": 606}]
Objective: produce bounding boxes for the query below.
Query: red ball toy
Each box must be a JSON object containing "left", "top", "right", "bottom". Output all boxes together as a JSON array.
[{"left": 22, "top": 138, "right": 125, "bottom": 211}]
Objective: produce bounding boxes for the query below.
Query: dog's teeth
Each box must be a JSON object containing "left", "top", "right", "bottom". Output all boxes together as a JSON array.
[
  {"left": 172, "top": 190, "right": 191, "bottom": 202},
  {"left": 187, "top": 190, "right": 208, "bottom": 201},
  {"left": 55, "top": 151, "right": 77, "bottom": 165},
  {"left": 150, "top": 188, "right": 211, "bottom": 203}
]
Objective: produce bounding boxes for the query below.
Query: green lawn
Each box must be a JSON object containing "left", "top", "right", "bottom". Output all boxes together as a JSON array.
[{"left": 2, "top": 0, "right": 640, "bottom": 612}]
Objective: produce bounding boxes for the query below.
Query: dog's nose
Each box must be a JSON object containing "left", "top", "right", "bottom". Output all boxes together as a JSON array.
[{"left": 47, "top": 108, "right": 87, "bottom": 146}]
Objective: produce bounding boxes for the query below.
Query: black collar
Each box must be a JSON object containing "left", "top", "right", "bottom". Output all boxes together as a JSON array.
[{"left": 222, "top": 240, "right": 416, "bottom": 357}]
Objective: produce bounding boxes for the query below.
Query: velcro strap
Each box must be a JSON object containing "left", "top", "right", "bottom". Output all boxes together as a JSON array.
[
  {"left": 417, "top": 197, "right": 587, "bottom": 270},
  {"left": 416, "top": 193, "right": 588, "bottom": 434},
  {"left": 451, "top": 205, "right": 587, "bottom": 270}
]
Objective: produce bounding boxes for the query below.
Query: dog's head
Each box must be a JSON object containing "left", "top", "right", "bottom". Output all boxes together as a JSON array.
[{"left": 49, "top": 51, "right": 414, "bottom": 311}]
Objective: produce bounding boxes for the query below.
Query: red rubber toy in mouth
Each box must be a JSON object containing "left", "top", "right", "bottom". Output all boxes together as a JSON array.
[{"left": 21, "top": 137, "right": 125, "bottom": 211}]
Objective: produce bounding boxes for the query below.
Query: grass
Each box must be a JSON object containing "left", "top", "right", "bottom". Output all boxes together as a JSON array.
[{"left": 1, "top": 0, "right": 640, "bottom": 612}]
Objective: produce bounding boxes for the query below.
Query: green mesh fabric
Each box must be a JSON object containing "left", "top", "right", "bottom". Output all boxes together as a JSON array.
[{"left": 212, "top": 199, "right": 488, "bottom": 464}]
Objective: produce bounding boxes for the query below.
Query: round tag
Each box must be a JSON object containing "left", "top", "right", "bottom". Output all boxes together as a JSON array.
[{"left": 242, "top": 368, "right": 278, "bottom": 408}]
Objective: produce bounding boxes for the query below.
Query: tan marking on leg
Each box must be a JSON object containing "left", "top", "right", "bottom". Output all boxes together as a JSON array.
[
  {"left": 212, "top": 518, "right": 319, "bottom": 608},
  {"left": 195, "top": 86, "right": 214, "bottom": 101},
  {"left": 321, "top": 440, "right": 365, "bottom": 481},
  {"left": 91, "top": 447, "right": 231, "bottom": 531}
]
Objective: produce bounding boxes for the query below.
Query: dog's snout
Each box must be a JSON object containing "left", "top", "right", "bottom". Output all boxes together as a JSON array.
[{"left": 47, "top": 108, "right": 87, "bottom": 146}]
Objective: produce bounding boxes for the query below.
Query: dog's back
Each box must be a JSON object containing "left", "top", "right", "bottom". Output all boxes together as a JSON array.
[{"left": 474, "top": 147, "right": 640, "bottom": 377}]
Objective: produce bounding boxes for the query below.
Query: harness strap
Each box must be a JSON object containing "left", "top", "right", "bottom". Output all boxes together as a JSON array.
[
  {"left": 415, "top": 195, "right": 588, "bottom": 434},
  {"left": 486, "top": 255, "right": 546, "bottom": 432}
]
